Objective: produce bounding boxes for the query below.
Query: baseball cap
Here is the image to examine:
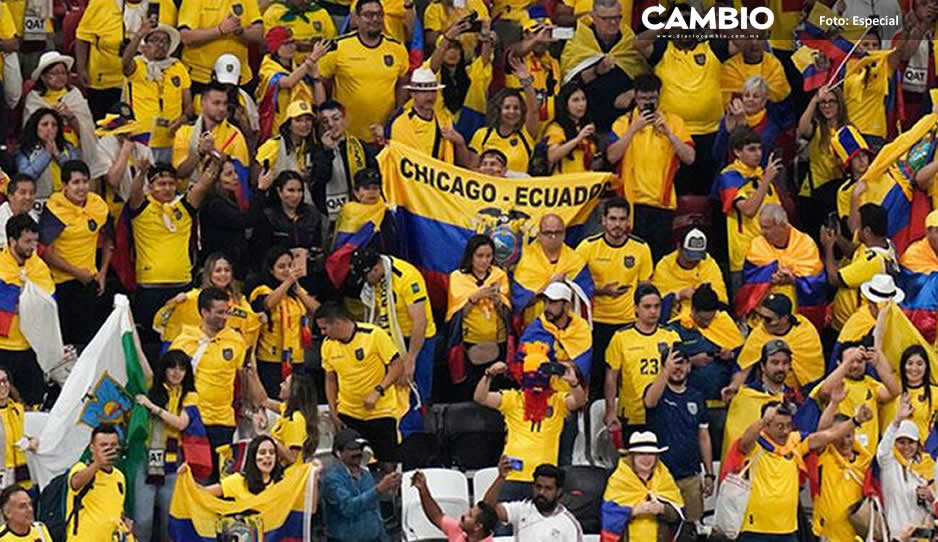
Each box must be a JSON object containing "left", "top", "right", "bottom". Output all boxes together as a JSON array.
[
  {"left": 762, "top": 338, "right": 792, "bottom": 358},
  {"left": 543, "top": 282, "right": 572, "bottom": 302},
  {"left": 896, "top": 420, "right": 920, "bottom": 442},
  {"left": 214, "top": 54, "right": 241, "bottom": 85},
  {"left": 266, "top": 26, "right": 293, "bottom": 53},
  {"left": 333, "top": 429, "right": 368, "bottom": 452},
  {"left": 761, "top": 293, "right": 793, "bottom": 318},
  {"left": 681, "top": 228, "right": 707, "bottom": 261},
  {"left": 927, "top": 210, "right": 938, "bottom": 229},
  {"left": 354, "top": 168, "right": 382, "bottom": 188},
  {"left": 350, "top": 246, "right": 381, "bottom": 279},
  {"left": 285, "top": 100, "right": 314, "bottom": 122}
]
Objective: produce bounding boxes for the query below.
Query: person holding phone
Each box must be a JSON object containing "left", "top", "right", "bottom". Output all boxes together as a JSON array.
[
  {"left": 712, "top": 75, "right": 783, "bottom": 169},
  {"left": 255, "top": 28, "right": 324, "bottom": 141},
  {"left": 262, "top": 0, "right": 337, "bottom": 54},
  {"left": 177, "top": 0, "right": 263, "bottom": 91},
  {"left": 607, "top": 73, "right": 695, "bottom": 261},
  {"left": 543, "top": 81, "right": 597, "bottom": 174},
  {"left": 575, "top": 198, "right": 652, "bottom": 401},
  {"left": 65, "top": 425, "right": 133, "bottom": 542},
  {"left": 505, "top": 19, "right": 561, "bottom": 136}
]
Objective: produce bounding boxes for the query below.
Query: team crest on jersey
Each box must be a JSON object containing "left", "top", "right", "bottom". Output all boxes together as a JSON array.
[
  {"left": 687, "top": 402, "right": 698, "bottom": 415},
  {"left": 355, "top": 347, "right": 365, "bottom": 361},
  {"left": 384, "top": 54, "right": 394, "bottom": 66},
  {"left": 174, "top": 208, "right": 183, "bottom": 220},
  {"left": 171, "top": 76, "right": 181, "bottom": 87},
  {"left": 694, "top": 54, "right": 706, "bottom": 65},
  {"left": 545, "top": 406, "right": 554, "bottom": 418},
  {"left": 510, "top": 138, "right": 518, "bottom": 146},
  {"left": 88, "top": 218, "right": 98, "bottom": 232},
  {"left": 232, "top": 3, "right": 244, "bottom": 15},
  {"left": 411, "top": 282, "right": 420, "bottom": 294},
  {"left": 222, "top": 347, "right": 234, "bottom": 361},
  {"left": 624, "top": 255, "right": 635, "bottom": 268},
  {"left": 313, "top": 21, "right": 322, "bottom": 31}
]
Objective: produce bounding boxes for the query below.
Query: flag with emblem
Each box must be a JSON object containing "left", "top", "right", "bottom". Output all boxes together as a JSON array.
[{"left": 28, "top": 294, "right": 150, "bottom": 513}]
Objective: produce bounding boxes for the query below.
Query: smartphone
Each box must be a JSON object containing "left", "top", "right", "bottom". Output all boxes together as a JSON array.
[
  {"left": 147, "top": 1, "right": 160, "bottom": 21},
  {"left": 861, "top": 334, "right": 874, "bottom": 349},
  {"left": 452, "top": 0, "right": 466, "bottom": 8},
  {"left": 538, "top": 361, "right": 567, "bottom": 377},
  {"left": 657, "top": 342, "right": 670, "bottom": 361},
  {"left": 551, "top": 26, "right": 574, "bottom": 40},
  {"left": 262, "top": 159, "right": 270, "bottom": 173},
  {"left": 506, "top": 457, "right": 524, "bottom": 471},
  {"left": 291, "top": 247, "right": 309, "bottom": 278},
  {"left": 911, "top": 527, "right": 934, "bottom": 539},
  {"left": 641, "top": 102, "right": 656, "bottom": 115},
  {"left": 825, "top": 211, "right": 839, "bottom": 231}
]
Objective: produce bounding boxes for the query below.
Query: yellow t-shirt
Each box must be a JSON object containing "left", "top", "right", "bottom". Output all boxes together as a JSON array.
[
  {"left": 0, "top": 2, "right": 16, "bottom": 80},
  {"left": 256, "top": 55, "right": 315, "bottom": 136},
  {"left": 844, "top": 54, "right": 892, "bottom": 139},
  {"left": 505, "top": 53, "right": 559, "bottom": 133},
  {"left": 178, "top": 0, "right": 262, "bottom": 84},
  {"left": 262, "top": 3, "right": 337, "bottom": 42},
  {"left": 271, "top": 402, "right": 306, "bottom": 464},
  {"left": 611, "top": 109, "right": 691, "bottom": 210},
  {"left": 0, "top": 522, "right": 53, "bottom": 541},
  {"left": 468, "top": 126, "right": 534, "bottom": 174},
  {"left": 801, "top": 125, "right": 841, "bottom": 197},
  {"left": 154, "top": 288, "right": 260, "bottom": 345},
  {"left": 130, "top": 195, "right": 196, "bottom": 285},
  {"left": 66, "top": 462, "right": 125, "bottom": 542},
  {"left": 173, "top": 120, "right": 250, "bottom": 173},
  {"left": 40, "top": 191, "right": 110, "bottom": 284},
  {"left": 813, "top": 444, "right": 869, "bottom": 542},
  {"left": 170, "top": 326, "right": 247, "bottom": 426},
  {"left": 422, "top": 0, "right": 489, "bottom": 54},
  {"left": 448, "top": 269, "right": 509, "bottom": 344},
  {"left": 726, "top": 175, "right": 781, "bottom": 272},
  {"left": 652, "top": 250, "right": 728, "bottom": 322},
  {"left": 374, "top": 257, "right": 437, "bottom": 338},
  {"left": 832, "top": 245, "right": 895, "bottom": 330},
  {"left": 0, "top": 249, "right": 54, "bottom": 351},
  {"left": 737, "top": 314, "right": 825, "bottom": 390},
  {"left": 832, "top": 375, "right": 885, "bottom": 455},
  {"left": 880, "top": 385, "right": 938, "bottom": 437},
  {"left": 126, "top": 58, "right": 191, "bottom": 148},
  {"left": 544, "top": 122, "right": 595, "bottom": 174},
  {"left": 321, "top": 323, "right": 400, "bottom": 420},
  {"left": 75, "top": 0, "right": 127, "bottom": 89},
  {"left": 249, "top": 284, "right": 308, "bottom": 364},
  {"left": 720, "top": 53, "right": 791, "bottom": 106},
  {"left": 743, "top": 434, "right": 810, "bottom": 534},
  {"left": 220, "top": 472, "right": 253, "bottom": 500},
  {"left": 606, "top": 324, "right": 680, "bottom": 425},
  {"left": 499, "top": 390, "right": 569, "bottom": 482},
  {"left": 318, "top": 33, "right": 409, "bottom": 141},
  {"left": 0, "top": 402, "right": 26, "bottom": 484},
  {"left": 575, "top": 233, "right": 652, "bottom": 325},
  {"left": 389, "top": 108, "right": 456, "bottom": 163},
  {"left": 655, "top": 41, "right": 724, "bottom": 135},
  {"left": 146, "top": 388, "right": 198, "bottom": 471},
  {"left": 255, "top": 136, "right": 311, "bottom": 174}
]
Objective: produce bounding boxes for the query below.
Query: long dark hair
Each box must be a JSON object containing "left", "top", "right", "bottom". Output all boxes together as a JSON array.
[
  {"left": 553, "top": 82, "right": 590, "bottom": 141},
  {"left": 814, "top": 88, "right": 847, "bottom": 149},
  {"left": 147, "top": 350, "right": 196, "bottom": 410},
  {"left": 440, "top": 46, "right": 470, "bottom": 114},
  {"left": 284, "top": 369, "right": 319, "bottom": 460},
  {"left": 0, "top": 367, "right": 23, "bottom": 405},
  {"left": 900, "top": 344, "right": 932, "bottom": 410},
  {"left": 243, "top": 435, "right": 284, "bottom": 494},
  {"left": 260, "top": 245, "right": 294, "bottom": 289},
  {"left": 21, "top": 108, "right": 66, "bottom": 154},
  {"left": 486, "top": 89, "right": 526, "bottom": 133},
  {"left": 278, "top": 113, "right": 319, "bottom": 157},
  {"left": 212, "top": 157, "right": 238, "bottom": 204},
  {"left": 458, "top": 234, "right": 495, "bottom": 274},
  {"left": 267, "top": 170, "right": 305, "bottom": 208}
]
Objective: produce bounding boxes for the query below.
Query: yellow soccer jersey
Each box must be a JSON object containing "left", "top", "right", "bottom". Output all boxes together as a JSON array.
[
  {"left": 374, "top": 257, "right": 437, "bottom": 338},
  {"left": 130, "top": 195, "right": 196, "bottom": 285},
  {"left": 249, "top": 284, "right": 308, "bottom": 364},
  {"left": 170, "top": 326, "right": 247, "bottom": 427},
  {"left": 178, "top": 0, "right": 262, "bottom": 84},
  {"left": 606, "top": 324, "right": 680, "bottom": 425},
  {"left": 468, "top": 126, "right": 534, "bottom": 174},
  {"left": 655, "top": 41, "right": 724, "bottom": 135},
  {"left": 575, "top": 233, "right": 652, "bottom": 325},
  {"left": 126, "top": 59, "right": 191, "bottom": 148},
  {"left": 499, "top": 390, "right": 569, "bottom": 482},
  {"left": 742, "top": 435, "right": 809, "bottom": 535},
  {"left": 389, "top": 109, "right": 455, "bottom": 163},
  {"left": 66, "top": 463, "right": 125, "bottom": 541},
  {"left": 271, "top": 402, "right": 306, "bottom": 464},
  {"left": 0, "top": 522, "right": 53, "bottom": 541},
  {"left": 321, "top": 323, "right": 401, "bottom": 420},
  {"left": 832, "top": 245, "right": 895, "bottom": 330}
]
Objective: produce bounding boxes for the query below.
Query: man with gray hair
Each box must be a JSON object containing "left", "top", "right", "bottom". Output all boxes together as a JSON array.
[{"left": 737, "top": 203, "right": 827, "bottom": 325}]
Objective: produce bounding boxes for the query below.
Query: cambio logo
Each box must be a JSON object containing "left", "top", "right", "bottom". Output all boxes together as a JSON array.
[{"left": 641, "top": 6, "right": 774, "bottom": 30}]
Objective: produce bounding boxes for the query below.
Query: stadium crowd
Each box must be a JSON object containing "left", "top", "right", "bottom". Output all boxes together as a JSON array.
[{"left": 0, "top": 0, "right": 937, "bottom": 540}]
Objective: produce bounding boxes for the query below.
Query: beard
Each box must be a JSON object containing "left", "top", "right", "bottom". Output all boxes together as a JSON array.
[
  {"left": 668, "top": 376, "right": 686, "bottom": 387},
  {"left": 533, "top": 495, "right": 556, "bottom": 514}
]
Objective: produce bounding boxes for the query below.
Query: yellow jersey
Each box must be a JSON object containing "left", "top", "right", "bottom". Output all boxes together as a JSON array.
[
  {"left": 321, "top": 323, "right": 401, "bottom": 420},
  {"left": 652, "top": 250, "right": 727, "bottom": 322},
  {"left": 654, "top": 41, "right": 725, "bottom": 135},
  {"left": 37, "top": 89, "right": 80, "bottom": 150},
  {"left": 724, "top": 169, "right": 781, "bottom": 272},
  {"left": 271, "top": 402, "right": 306, "bottom": 464},
  {"left": 829, "top": 375, "right": 885, "bottom": 455},
  {"left": 255, "top": 136, "right": 312, "bottom": 175},
  {"left": 153, "top": 288, "right": 260, "bottom": 347},
  {"left": 39, "top": 191, "right": 110, "bottom": 284},
  {"left": 66, "top": 462, "right": 126, "bottom": 542},
  {"left": 374, "top": 257, "right": 437, "bottom": 338},
  {"left": 0, "top": 401, "right": 27, "bottom": 487},
  {"left": 0, "top": 248, "right": 54, "bottom": 351},
  {"left": 0, "top": 2, "right": 15, "bottom": 81},
  {"left": 256, "top": 55, "right": 315, "bottom": 136},
  {"left": 249, "top": 284, "right": 309, "bottom": 364},
  {"left": 499, "top": 389, "right": 569, "bottom": 482},
  {"left": 801, "top": 125, "right": 841, "bottom": 197},
  {"left": 813, "top": 443, "right": 870, "bottom": 542},
  {"left": 389, "top": 108, "right": 456, "bottom": 163},
  {"left": 544, "top": 122, "right": 595, "bottom": 174},
  {"left": 130, "top": 195, "right": 196, "bottom": 285},
  {"left": 318, "top": 32, "right": 409, "bottom": 141},
  {"left": 178, "top": 0, "right": 262, "bottom": 84},
  {"left": 422, "top": 0, "right": 489, "bottom": 55},
  {"left": 145, "top": 388, "right": 198, "bottom": 473},
  {"left": 743, "top": 434, "right": 809, "bottom": 534},
  {"left": 737, "top": 314, "right": 824, "bottom": 390},
  {"left": 262, "top": 2, "right": 337, "bottom": 42},
  {"left": 126, "top": 58, "right": 191, "bottom": 148},
  {"left": 611, "top": 109, "right": 691, "bottom": 210},
  {"left": 220, "top": 472, "right": 254, "bottom": 500},
  {"left": 468, "top": 126, "right": 534, "bottom": 174},
  {"left": 844, "top": 53, "right": 892, "bottom": 139},
  {"left": 606, "top": 324, "right": 680, "bottom": 425},
  {"left": 575, "top": 233, "right": 652, "bottom": 325},
  {"left": 720, "top": 53, "right": 791, "bottom": 106},
  {"left": 505, "top": 53, "right": 559, "bottom": 133},
  {"left": 880, "top": 385, "right": 938, "bottom": 437},
  {"left": 170, "top": 326, "right": 247, "bottom": 427},
  {"left": 75, "top": 0, "right": 126, "bottom": 89},
  {"left": 0, "top": 522, "right": 53, "bottom": 541},
  {"left": 832, "top": 245, "right": 896, "bottom": 330},
  {"left": 173, "top": 120, "right": 250, "bottom": 174}
]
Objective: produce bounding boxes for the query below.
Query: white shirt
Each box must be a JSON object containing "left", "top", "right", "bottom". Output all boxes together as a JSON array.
[
  {"left": 876, "top": 422, "right": 933, "bottom": 535},
  {"left": 0, "top": 202, "right": 41, "bottom": 249},
  {"left": 503, "top": 500, "right": 583, "bottom": 542}
]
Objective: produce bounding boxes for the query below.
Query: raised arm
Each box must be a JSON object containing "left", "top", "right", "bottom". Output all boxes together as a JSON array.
[
  {"left": 482, "top": 456, "right": 511, "bottom": 523},
  {"left": 807, "top": 404, "right": 873, "bottom": 451},
  {"left": 473, "top": 362, "right": 505, "bottom": 409},
  {"left": 735, "top": 154, "right": 780, "bottom": 218},
  {"left": 411, "top": 471, "right": 445, "bottom": 529}
]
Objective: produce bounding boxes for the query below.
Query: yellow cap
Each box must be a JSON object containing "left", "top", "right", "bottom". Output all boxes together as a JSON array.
[
  {"left": 285, "top": 100, "right": 314, "bottom": 121},
  {"left": 522, "top": 17, "right": 546, "bottom": 32},
  {"left": 927, "top": 209, "right": 938, "bottom": 229}
]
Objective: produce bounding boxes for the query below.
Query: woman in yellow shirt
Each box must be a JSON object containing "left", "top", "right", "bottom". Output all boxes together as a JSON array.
[
  {"left": 22, "top": 52, "right": 97, "bottom": 158},
  {"left": 256, "top": 26, "right": 319, "bottom": 141},
  {"left": 259, "top": 368, "right": 320, "bottom": 465},
  {"left": 0, "top": 368, "right": 35, "bottom": 490},
  {"left": 198, "top": 435, "right": 285, "bottom": 500},
  {"left": 544, "top": 81, "right": 597, "bottom": 174},
  {"left": 797, "top": 85, "right": 846, "bottom": 236},
  {"left": 249, "top": 246, "right": 319, "bottom": 397},
  {"left": 15, "top": 109, "right": 81, "bottom": 198},
  {"left": 881, "top": 345, "right": 938, "bottom": 438}
]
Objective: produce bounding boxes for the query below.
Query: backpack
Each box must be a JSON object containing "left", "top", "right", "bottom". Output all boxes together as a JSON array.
[
  {"left": 37, "top": 471, "right": 94, "bottom": 542},
  {"left": 560, "top": 466, "right": 609, "bottom": 534}
]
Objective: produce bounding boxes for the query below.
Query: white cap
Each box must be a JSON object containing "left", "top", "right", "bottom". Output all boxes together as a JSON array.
[
  {"left": 403, "top": 68, "right": 445, "bottom": 91},
  {"left": 860, "top": 273, "right": 905, "bottom": 304},
  {"left": 214, "top": 54, "right": 241, "bottom": 85},
  {"left": 681, "top": 228, "right": 707, "bottom": 261},
  {"left": 896, "top": 420, "right": 920, "bottom": 442},
  {"left": 542, "top": 282, "right": 572, "bottom": 302}
]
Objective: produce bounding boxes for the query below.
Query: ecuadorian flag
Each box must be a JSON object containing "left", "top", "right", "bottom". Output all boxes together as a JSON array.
[
  {"left": 898, "top": 237, "right": 938, "bottom": 344},
  {"left": 0, "top": 280, "right": 19, "bottom": 337},
  {"left": 326, "top": 202, "right": 388, "bottom": 288},
  {"left": 168, "top": 463, "right": 319, "bottom": 541}
]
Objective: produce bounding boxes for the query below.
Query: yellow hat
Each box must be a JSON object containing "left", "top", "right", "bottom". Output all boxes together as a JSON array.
[
  {"left": 285, "top": 101, "right": 314, "bottom": 121},
  {"left": 927, "top": 209, "right": 938, "bottom": 228},
  {"left": 522, "top": 17, "right": 547, "bottom": 33},
  {"left": 95, "top": 102, "right": 141, "bottom": 137}
]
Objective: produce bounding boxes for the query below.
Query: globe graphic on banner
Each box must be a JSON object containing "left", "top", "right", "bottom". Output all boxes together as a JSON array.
[{"left": 491, "top": 225, "right": 520, "bottom": 268}]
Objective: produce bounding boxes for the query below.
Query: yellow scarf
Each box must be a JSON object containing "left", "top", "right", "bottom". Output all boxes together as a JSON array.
[
  {"left": 560, "top": 20, "right": 647, "bottom": 79},
  {"left": 603, "top": 458, "right": 684, "bottom": 542},
  {"left": 894, "top": 447, "right": 935, "bottom": 482},
  {"left": 745, "top": 109, "right": 767, "bottom": 128},
  {"left": 722, "top": 159, "right": 763, "bottom": 181}
]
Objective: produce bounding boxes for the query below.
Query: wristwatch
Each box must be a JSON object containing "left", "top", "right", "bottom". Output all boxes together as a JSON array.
[{"left": 375, "top": 384, "right": 386, "bottom": 396}]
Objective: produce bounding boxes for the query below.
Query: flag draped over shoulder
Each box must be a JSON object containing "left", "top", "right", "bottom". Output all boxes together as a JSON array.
[
  {"left": 378, "top": 141, "right": 610, "bottom": 309},
  {"left": 514, "top": 312, "right": 592, "bottom": 378},
  {"left": 722, "top": 385, "right": 784, "bottom": 458},
  {"left": 326, "top": 202, "right": 388, "bottom": 288},
  {"left": 511, "top": 243, "right": 594, "bottom": 318},
  {"left": 445, "top": 267, "right": 512, "bottom": 384},
  {"left": 736, "top": 230, "right": 827, "bottom": 328},
  {"left": 560, "top": 20, "right": 646, "bottom": 83},
  {"left": 168, "top": 463, "right": 319, "bottom": 542},
  {"left": 600, "top": 459, "right": 683, "bottom": 542},
  {"left": 29, "top": 295, "right": 149, "bottom": 502},
  {"left": 898, "top": 238, "right": 938, "bottom": 344}
]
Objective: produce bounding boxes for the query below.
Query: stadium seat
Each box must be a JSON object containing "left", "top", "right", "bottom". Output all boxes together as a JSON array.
[
  {"left": 583, "top": 535, "right": 600, "bottom": 542},
  {"left": 402, "top": 468, "right": 470, "bottom": 541},
  {"left": 471, "top": 466, "right": 499, "bottom": 502},
  {"left": 441, "top": 402, "right": 505, "bottom": 470},
  {"left": 585, "top": 399, "right": 619, "bottom": 469},
  {"left": 315, "top": 404, "right": 336, "bottom": 459}
]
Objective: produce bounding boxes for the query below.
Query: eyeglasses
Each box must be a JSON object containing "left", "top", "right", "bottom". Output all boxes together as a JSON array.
[{"left": 539, "top": 230, "right": 565, "bottom": 238}]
